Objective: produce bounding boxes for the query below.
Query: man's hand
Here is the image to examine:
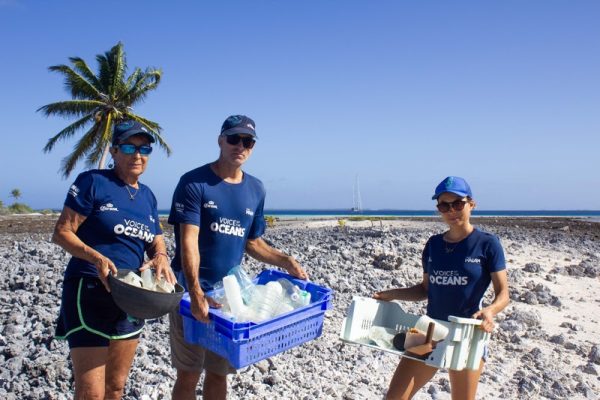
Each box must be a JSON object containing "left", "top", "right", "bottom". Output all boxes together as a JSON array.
[
  {"left": 190, "top": 292, "right": 221, "bottom": 323},
  {"left": 286, "top": 256, "right": 308, "bottom": 280}
]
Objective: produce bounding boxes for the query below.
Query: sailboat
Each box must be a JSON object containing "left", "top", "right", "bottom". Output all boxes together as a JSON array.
[{"left": 351, "top": 175, "right": 363, "bottom": 213}]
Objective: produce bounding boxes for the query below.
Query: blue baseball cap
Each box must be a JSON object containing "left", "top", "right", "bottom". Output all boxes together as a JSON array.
[
  {"left": 432, "top": 176, "right": 473, "bottom": 200},
  {"left": 220, "top": 115, "right": 258, "bottom": 139},
  {"left": 112, "top": 120, "right": 155, "bottom": 145}
]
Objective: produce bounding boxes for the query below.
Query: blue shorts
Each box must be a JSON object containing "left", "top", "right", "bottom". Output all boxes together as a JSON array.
[{"left": 55, "top": 277, "right": 144, "bottom": 348}]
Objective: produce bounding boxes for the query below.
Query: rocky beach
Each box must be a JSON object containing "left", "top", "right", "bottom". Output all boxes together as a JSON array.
[{"left": 1, "top": 214, "right": 599, "bottom": 399}]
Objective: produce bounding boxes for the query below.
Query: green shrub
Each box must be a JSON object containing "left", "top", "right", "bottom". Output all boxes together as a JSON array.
[{"left": 8, "top": 203, "right": 34, "bottom": 214}]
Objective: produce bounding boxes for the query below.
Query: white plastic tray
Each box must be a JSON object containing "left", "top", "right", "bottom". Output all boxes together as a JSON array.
[{"left": 339, "top": 296, "right": 490, "bottom": 370}]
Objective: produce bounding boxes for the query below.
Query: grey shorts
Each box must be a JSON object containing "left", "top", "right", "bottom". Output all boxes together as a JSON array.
[{"left": 169, "top": 309, "right": 236, "bottom": 376}]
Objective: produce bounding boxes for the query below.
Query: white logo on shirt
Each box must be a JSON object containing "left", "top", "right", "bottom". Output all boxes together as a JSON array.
[
  {"left": 429, "top": 270, "right": 468, "bottom": 286},
  {"left": 465, "top": 257, "right": 481, "bottom": 264},
  {"left": 100, "top": 203, "right": 119, "bottom": 212},
  {"left": 210, "top": 217, "right": 245, "bottom": 237},
  {"left": 175, "top": 202, "right": 185, "bottom": 213},
  {"left": 203, "top": 200, "right": 218, "bottom": 209},
  {"left": 245, "top": 208, "right": 254, "bottom": 216},
  {"left": 113, "top": 219, "right": 155, "bottom": 243},
  {"left": 149, "top": 215, "right": 155, "bottom": 223},
  {"left": 68, "top": 184, "right": 79, "bottom": 197}
]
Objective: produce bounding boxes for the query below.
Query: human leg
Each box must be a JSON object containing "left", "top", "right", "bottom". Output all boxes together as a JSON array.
[
  {"left": 203, "top": 371, "right": 227, "bottom": 400},
  {"left": 386, "top": 357, "right": 438, "bottom": 400},
  {"left": 104, "top": 338, "right": 139, "bottom": 400},
  {"left": 170, "top": 310, "right": 205, "bottom": 399},
  {"left": 70, "top": 347, "right": 108, "bottom": 400},
  {"left": 173, "top": 369, "right": 202, "bottom": 400},
  {"left": 448, "top": 360, "right": 484, "bottom": 400}
]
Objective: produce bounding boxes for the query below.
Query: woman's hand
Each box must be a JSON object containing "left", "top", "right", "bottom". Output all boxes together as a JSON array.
[
  {"left": 93, "top": 254, "right": 118, "bottom": 292},
  {"left": 472, "top": 308, "right": 496, "bottom": 332},
  {"left": 373, "top": 289, "right": 398, "bottom": 302},
  {"left": 140, "top": 253, "right": 177, "bottom": 285}
]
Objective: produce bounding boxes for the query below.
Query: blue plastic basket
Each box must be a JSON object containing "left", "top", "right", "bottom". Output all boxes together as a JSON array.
[{"left": 180, "top": 269, "right": 333, "bottom": 369}]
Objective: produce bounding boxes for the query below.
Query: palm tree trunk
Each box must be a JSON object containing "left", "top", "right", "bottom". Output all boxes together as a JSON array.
[{"left": 98, "top": 142, "right": 111, "bottom": 169}]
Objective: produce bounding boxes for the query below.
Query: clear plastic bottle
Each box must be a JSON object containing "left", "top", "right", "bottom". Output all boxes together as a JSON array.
[
  {"left": 223, "top": 275, "right": 247, "bottom": 321},
  {"left": 251, "top": 281, "right": 283, "bottom": 322},
  {"left": 277, "top": 278, "right": 303, "bottom": 308}
]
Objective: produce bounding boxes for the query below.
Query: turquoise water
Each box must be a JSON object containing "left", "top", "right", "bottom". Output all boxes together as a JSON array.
[{"left": 158, "top": 209, "right": 600, "bottom": 218}]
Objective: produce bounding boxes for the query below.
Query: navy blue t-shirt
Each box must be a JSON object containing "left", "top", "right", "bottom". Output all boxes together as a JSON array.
[
  {"left": 63, "top": 169, "right": 162, "bottom": 279},
  {"left": 422, "top": 229, "right": 506, "bottom": 321},
  {"left": 168, "top": 164, "right": 266, "bottom": 290}
]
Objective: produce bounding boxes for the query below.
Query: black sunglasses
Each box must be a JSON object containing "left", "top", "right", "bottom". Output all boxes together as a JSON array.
[
  {"left": 117, "top": 144, "right": 153, "bottom": 155},
  {"left": 225, "top": 134, "right": 256, "bottom": 149},
  {"left": 436, "top": 199, "right": 468, "bottom": 213}
]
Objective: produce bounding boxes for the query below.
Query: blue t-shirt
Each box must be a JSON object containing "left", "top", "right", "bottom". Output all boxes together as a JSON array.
[
  {"left": 168, "top": 163, "right": 266, "bottom": 290},
  {"left": 422, "top": 229, "right": 506, "bottom": 321},
  {"left": 63, "top": 169, "right": 162, "bottom": 279}
]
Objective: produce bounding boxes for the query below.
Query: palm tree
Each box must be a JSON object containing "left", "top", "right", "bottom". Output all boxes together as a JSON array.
[
  {"left": 38, "top": 42, "right": 171, "bottom": 178},
  {"left": 10, "top": 189, "right": 21, "bottom": 201}
]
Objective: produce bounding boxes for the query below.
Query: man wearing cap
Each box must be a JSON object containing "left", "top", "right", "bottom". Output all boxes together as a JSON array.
[
  {"left": 168, "top": 115, "right": 308, "bottom": 399},
  {"left": 52, "top": 120, "right": 175, "bottom": 399}
]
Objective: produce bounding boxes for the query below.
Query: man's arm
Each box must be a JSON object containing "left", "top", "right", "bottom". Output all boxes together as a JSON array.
[
  {"left": 245, "top": 237, "right": 308, "bottom": 280},
  {"left": 179, "top": 223, "right": 218, "bottom": 322}
]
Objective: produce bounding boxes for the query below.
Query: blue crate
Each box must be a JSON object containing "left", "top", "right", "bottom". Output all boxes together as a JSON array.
[{"left": 180, "top": 269, "right": 333, "bottom": 369}]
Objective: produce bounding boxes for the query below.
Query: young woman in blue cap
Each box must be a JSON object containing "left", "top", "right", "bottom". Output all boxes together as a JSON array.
[
  {"left": 52, "top": 120, "right": 176, "bottom": 399},
  {"left": 374, "top": 176, "right": 509, "bottom": 400}
]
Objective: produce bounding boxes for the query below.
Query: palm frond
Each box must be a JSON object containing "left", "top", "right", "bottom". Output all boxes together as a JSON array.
[
  {"left": 37, "top": 100, "right": 105, "bottom": 118},
  {"left": 48, "top": 65, "right": 103, "bottom": 100},
  {"left": 126, "top": 69, "right": 162, "bottom": 105},
  {"left": 68, "top": 57, "right": 102, "bottom": 91},
  {"left": 96, "top": 53, "right": 112, "bottom": 94},
  {"left": 60, "top": 124, "right": 102, "bottom": 178},
  {"left": 43, "top": 114, "right": 94, "bottom": 153},
  {"left": 110, "top": 42, "right": 127, "bottom": 98}
]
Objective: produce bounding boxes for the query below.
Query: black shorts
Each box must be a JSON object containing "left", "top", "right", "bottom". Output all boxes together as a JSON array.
[{"left": 55, "top": 276, "right": 144, "bottom": 348}]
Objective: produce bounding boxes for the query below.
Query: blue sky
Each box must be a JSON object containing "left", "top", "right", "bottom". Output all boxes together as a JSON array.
[{"left": 0, "top": 1, "right": 598, "bottom": 210}]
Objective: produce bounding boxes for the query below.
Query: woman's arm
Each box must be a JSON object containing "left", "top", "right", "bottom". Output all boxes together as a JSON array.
[
  {"left": 472, "top": 269, "right": 509, "bottom": 332},
  {"left": 373, "top": 273, "right": 429, "bottom": 302},
  {"left": 141, "top": 234, "right": 176, "bottom": 284},
  {"left": 52, "top": 206, "right": 117, "bottom": 291}
]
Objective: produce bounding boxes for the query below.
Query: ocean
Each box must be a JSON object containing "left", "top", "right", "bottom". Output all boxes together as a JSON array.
[{"left": 157, "top": 209, "right": 600, "bottom": 219}]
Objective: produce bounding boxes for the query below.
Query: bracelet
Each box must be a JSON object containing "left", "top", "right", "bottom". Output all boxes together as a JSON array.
[{"left": 153, "top": 252, "right": 169, "bottom": 259}]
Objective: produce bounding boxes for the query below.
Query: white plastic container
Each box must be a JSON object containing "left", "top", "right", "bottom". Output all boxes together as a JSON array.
[
  {"left": 223, "top": 275, "right": 247, "bottom": 320},
  {"left": 339, "top": 296, "right": 491, "bottom": 371}
]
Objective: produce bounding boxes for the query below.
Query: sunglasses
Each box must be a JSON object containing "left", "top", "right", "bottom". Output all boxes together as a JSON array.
[
  {"left": 225, "top": 134, "right": 256, "bottom": 149},
  {"left": 117, "top": 144, "right": 153, "bottom": 155},
  {"left": 436, "top": 199, "right": 468, "bottom": 213}
]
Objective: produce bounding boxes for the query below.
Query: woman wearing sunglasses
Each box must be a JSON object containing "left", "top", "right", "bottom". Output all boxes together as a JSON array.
[
  {"left": 52, "top": 120, "right": 176, "bottom": 399},
  {"left": 374, "top": 176, "right": 509, "bottom": 400}
]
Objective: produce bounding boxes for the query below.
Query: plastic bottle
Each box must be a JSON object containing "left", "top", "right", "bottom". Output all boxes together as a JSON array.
[
  {"left": 140, "top": 269, "right": 154, "bottom": 290},
  {"left": 227, "top": 265, "right": 256, "bottom": 303},
  {"left": 251, "top": 281, "right": 283, "bottom": 322},
  {"left": 299, "top": 290, "right": 311, "bottom": 306},
  {"left": 223, "top": 275, "right": 247, "bottom": 320},
  {"left": 277, "top": 278, "right": 303, "bottom": 308}
]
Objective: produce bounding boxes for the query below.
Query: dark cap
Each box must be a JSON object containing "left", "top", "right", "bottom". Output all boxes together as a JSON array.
[
  {"left": 112, "top": 120, "right": 156, "bottom": 145},
  {"left": 220, "top": 115, "right": 257, "bottom": 138},
  {"left": 432, "top": 176, "right": 473, "bottom": 200}
]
